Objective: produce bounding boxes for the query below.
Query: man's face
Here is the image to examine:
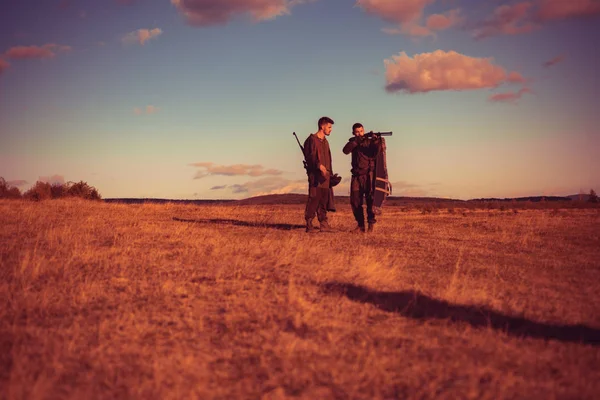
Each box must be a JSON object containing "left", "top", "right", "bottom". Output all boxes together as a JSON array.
[
  {"left": 353, "top": 126, "right": 364, "bottom": 137},
  {"left": 322, "top": 123, "right": 333, "bottom": 136}
]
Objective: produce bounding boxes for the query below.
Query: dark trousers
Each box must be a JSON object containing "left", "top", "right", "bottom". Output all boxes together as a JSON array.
[
  {"left": 351, "top": 173, "right": 376, "bottom": 226},
  {"left": 305, "top": 186, "right": 329, "bottom": 223}
]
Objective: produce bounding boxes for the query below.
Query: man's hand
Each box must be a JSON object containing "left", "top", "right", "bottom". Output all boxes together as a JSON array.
[{"left": 319, "top": 164, "right": 329, "bottom": 176}]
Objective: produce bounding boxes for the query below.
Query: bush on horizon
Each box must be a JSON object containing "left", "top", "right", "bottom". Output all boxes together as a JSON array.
[{"left": 0, "top": 177, "right": 101, "bottom": 201}]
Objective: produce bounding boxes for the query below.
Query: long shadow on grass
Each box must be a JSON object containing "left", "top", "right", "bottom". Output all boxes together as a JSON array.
[
  {"left": 322, "top": 282, "right": 600, "bottom": 346},
  {"left": 173, "top": 217, "right": 305, "bottom": 231}
]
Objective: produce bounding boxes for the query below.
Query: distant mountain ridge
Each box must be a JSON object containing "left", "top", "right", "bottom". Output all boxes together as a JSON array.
[
  {"left": 468, "top": 195, "right": 572, "bottom": 202},
  {"left": 104, "top": 193, "right": 591, "bottom": 206},
  {"left": 104, "top": 198, "right": 235, "bottom": 205}
]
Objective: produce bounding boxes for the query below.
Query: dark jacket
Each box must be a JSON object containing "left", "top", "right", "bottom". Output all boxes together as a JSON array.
[
  {"left": 303, "top": 133, "right": 332, "bottom": 188},
  {"left": 342, "top": 136, "right": 384, "bottom": 176}
]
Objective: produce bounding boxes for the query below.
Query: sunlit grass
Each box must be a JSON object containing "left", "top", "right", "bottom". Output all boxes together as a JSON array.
[{"left": 1, "top": 199, "right": 599, "bottom": 399}]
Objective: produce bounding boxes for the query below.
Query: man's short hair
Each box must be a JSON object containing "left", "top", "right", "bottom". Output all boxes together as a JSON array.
[
  {"left": 318, "top": 116, "right": 334, "bottom": 129},
  {"left": 352, "top": 123, "right": 363, "bottom": 132}
]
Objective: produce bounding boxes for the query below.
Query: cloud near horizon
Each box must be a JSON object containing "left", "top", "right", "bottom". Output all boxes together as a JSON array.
[
  {"left": 384, "top": 50, "right": 525, "bottom": 94},
  {"left": 5, "top": 43, "right": 72, "bottom": 59},
  {"left": 122, "top": 28, "right": 163, "bottom": 45},
  {"left": 209, "top": 178, "right": 437, "bottom": 198},
  {"left": 171, "top": 0, "right": 311, "bottom": 26},
  {"left": 191, "top": 162, "right": 283, "bottom": 179},
  {"left": 39, "top": 174, "right": 65, "bottom": 185},
  {"left": 210, "top": 177, "right": 306, "bottom": 196},
  {"left": 389, "top": 180, "right": 433, "bottom": 197},
  {"left": 133, "top": 105, "right": 159, "bottom": 115},
  {"left": 7, "top": 179, "right": 28, "bottom": 187}
]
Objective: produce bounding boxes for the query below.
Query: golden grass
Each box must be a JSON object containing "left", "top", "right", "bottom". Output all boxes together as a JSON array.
[{"left": 1, "top": 199, "right": 599, "bottom": 399}]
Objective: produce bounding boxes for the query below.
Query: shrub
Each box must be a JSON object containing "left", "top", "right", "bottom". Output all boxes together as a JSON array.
[
  {"left": 51, "top": 183, "right": 66, "bottom": 198},
  {"left": 23, "top": 181, "right": 52, "bottom": 201},
  {"left": 20, "top": 179, "right": 102, "bottom": 201},
  {"left": 64, "top": 181, "right": 102, "bottom": 200},
  {"left": 0, "top": 177, "right": 22, "bottom": 199}
]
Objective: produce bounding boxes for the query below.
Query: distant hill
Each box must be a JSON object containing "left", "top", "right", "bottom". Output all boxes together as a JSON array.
[
  {"left": 234, "top": 194, "right": 594, "bottom": 205},
  {"left": 567, "top": 194, "right": 591, "bottom": 202},
  {"left": 233, "top": 193, "right": 307, "bottom": 205},
  {"left": 233, "top": 194, "right": 467, "bottom": 206},
  {"left": 387, "top": 196, "right": 462, "bottom": 203},
  {"left": 104, "top": 193, "right": 596, "bottom": 206},
  {"left": 104, "top": 198, "right": 234, "bottom": 205},
  {"left": 468, "top": 196, "right": 572, "bottom": 202}
]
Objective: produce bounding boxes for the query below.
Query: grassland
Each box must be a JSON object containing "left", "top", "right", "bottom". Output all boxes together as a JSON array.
[{"left": 1, "top": 199, "right": 599, "bottom": 399}]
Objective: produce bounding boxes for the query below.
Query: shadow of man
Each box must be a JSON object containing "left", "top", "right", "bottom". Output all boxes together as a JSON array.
[
  {"left": 322, "top": 282, "right": 600, "bottom": 346},
  {"left": 173, "top": 217, "right": 305, "bottom": 231}
]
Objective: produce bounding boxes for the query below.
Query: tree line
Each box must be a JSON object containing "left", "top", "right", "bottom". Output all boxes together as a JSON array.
[{"left": 0, "top": 177, "right": 101, "bottom": 201}]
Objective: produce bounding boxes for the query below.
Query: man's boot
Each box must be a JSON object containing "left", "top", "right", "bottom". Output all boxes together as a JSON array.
[
  {"left": 352, "top": 224, "right": 365, "bottom": 233},
  {"left": 306, "top": 219, "right": 317, "bottom": 233},
  {"left": 319, "top": 220, "right": 334, "bottom": 233},
  {"left": 352, "top": 216, "right": 365, "bottom": 233},
  {"left": 367, "top": 222, "right": 374, "bottom": 233}
]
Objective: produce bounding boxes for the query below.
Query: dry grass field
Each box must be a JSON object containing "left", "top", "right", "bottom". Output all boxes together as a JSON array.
[{"left": 1, "top": 199, "right": 599, "bottom": 399}]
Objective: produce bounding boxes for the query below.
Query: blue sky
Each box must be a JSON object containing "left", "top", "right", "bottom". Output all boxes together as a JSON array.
[{"left": 1, "top": 0, "right": 599, "bottom": 199}]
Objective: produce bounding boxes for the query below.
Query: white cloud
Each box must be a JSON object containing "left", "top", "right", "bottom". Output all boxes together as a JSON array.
[{"left": 122, "top": 28, "right": 162, "bottom": 45}]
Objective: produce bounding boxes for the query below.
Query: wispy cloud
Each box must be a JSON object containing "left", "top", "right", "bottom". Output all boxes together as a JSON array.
[
  {"left": 543, "top": 54, "right": 565, "bottom": 68},
  {"left": 488, "top": 87, "right": 532, "bottom": 103},
  {"left": 171, "top": 0, "right": 312, "bottom": 26},
  {"left": 472, "top": 0, "right": 600, "bottom": 39},
  {"left": 210, "top": 177, "right": 306, "bottom": 196},
  {"left": 5, "top": 44, "right": 72, "bottom": 59},
  {"left": 472, "top": 2, "right": 538, "bottom": 40},
  {"left": 357, "top": 0, "right": 462, "bottom": 37},
  {"left": 0, "top": 58, "right": 9, "bottom": 74},
  {"left": 390, "top": 181, "right": 439, "bottom": 197},
  {"left": 426, "top": 9, "right": 463, "bottom": 31},
  {"left": 357, "top": 0, "right": 434, "bottom": 25},
  {"left": 536, "top": 0, "right": 600, "bottom": 22},
  {"left": 191, "top": 162, "right": 283, "bottom": 179},
  {"left": 7, "top": 179, "right": 28, "bottom": 187},
  {"left": 122, "top": 28, "right": 163, "bottom": 45},
  {"left": 133, "top": 105, "right": 160, "bottom": 115},
  {"left": 384, "top": 50, "right": 525, "bottom": 94}
]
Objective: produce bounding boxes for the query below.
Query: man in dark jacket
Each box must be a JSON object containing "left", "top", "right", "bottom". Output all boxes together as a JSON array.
[
  {"left": 303, "top": 116, "right": 335, "bottom": 233},
  {"left": 342, "top": 122, "right": 385, "bottom": 233}
]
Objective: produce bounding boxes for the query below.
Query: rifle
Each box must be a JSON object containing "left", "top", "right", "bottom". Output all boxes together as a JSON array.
[
  {"left": 292, "top": 132, "right": 308, "bottom": 172},
  {"left": 365, "top": 131, "right": 393, "bottom": 139}
]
